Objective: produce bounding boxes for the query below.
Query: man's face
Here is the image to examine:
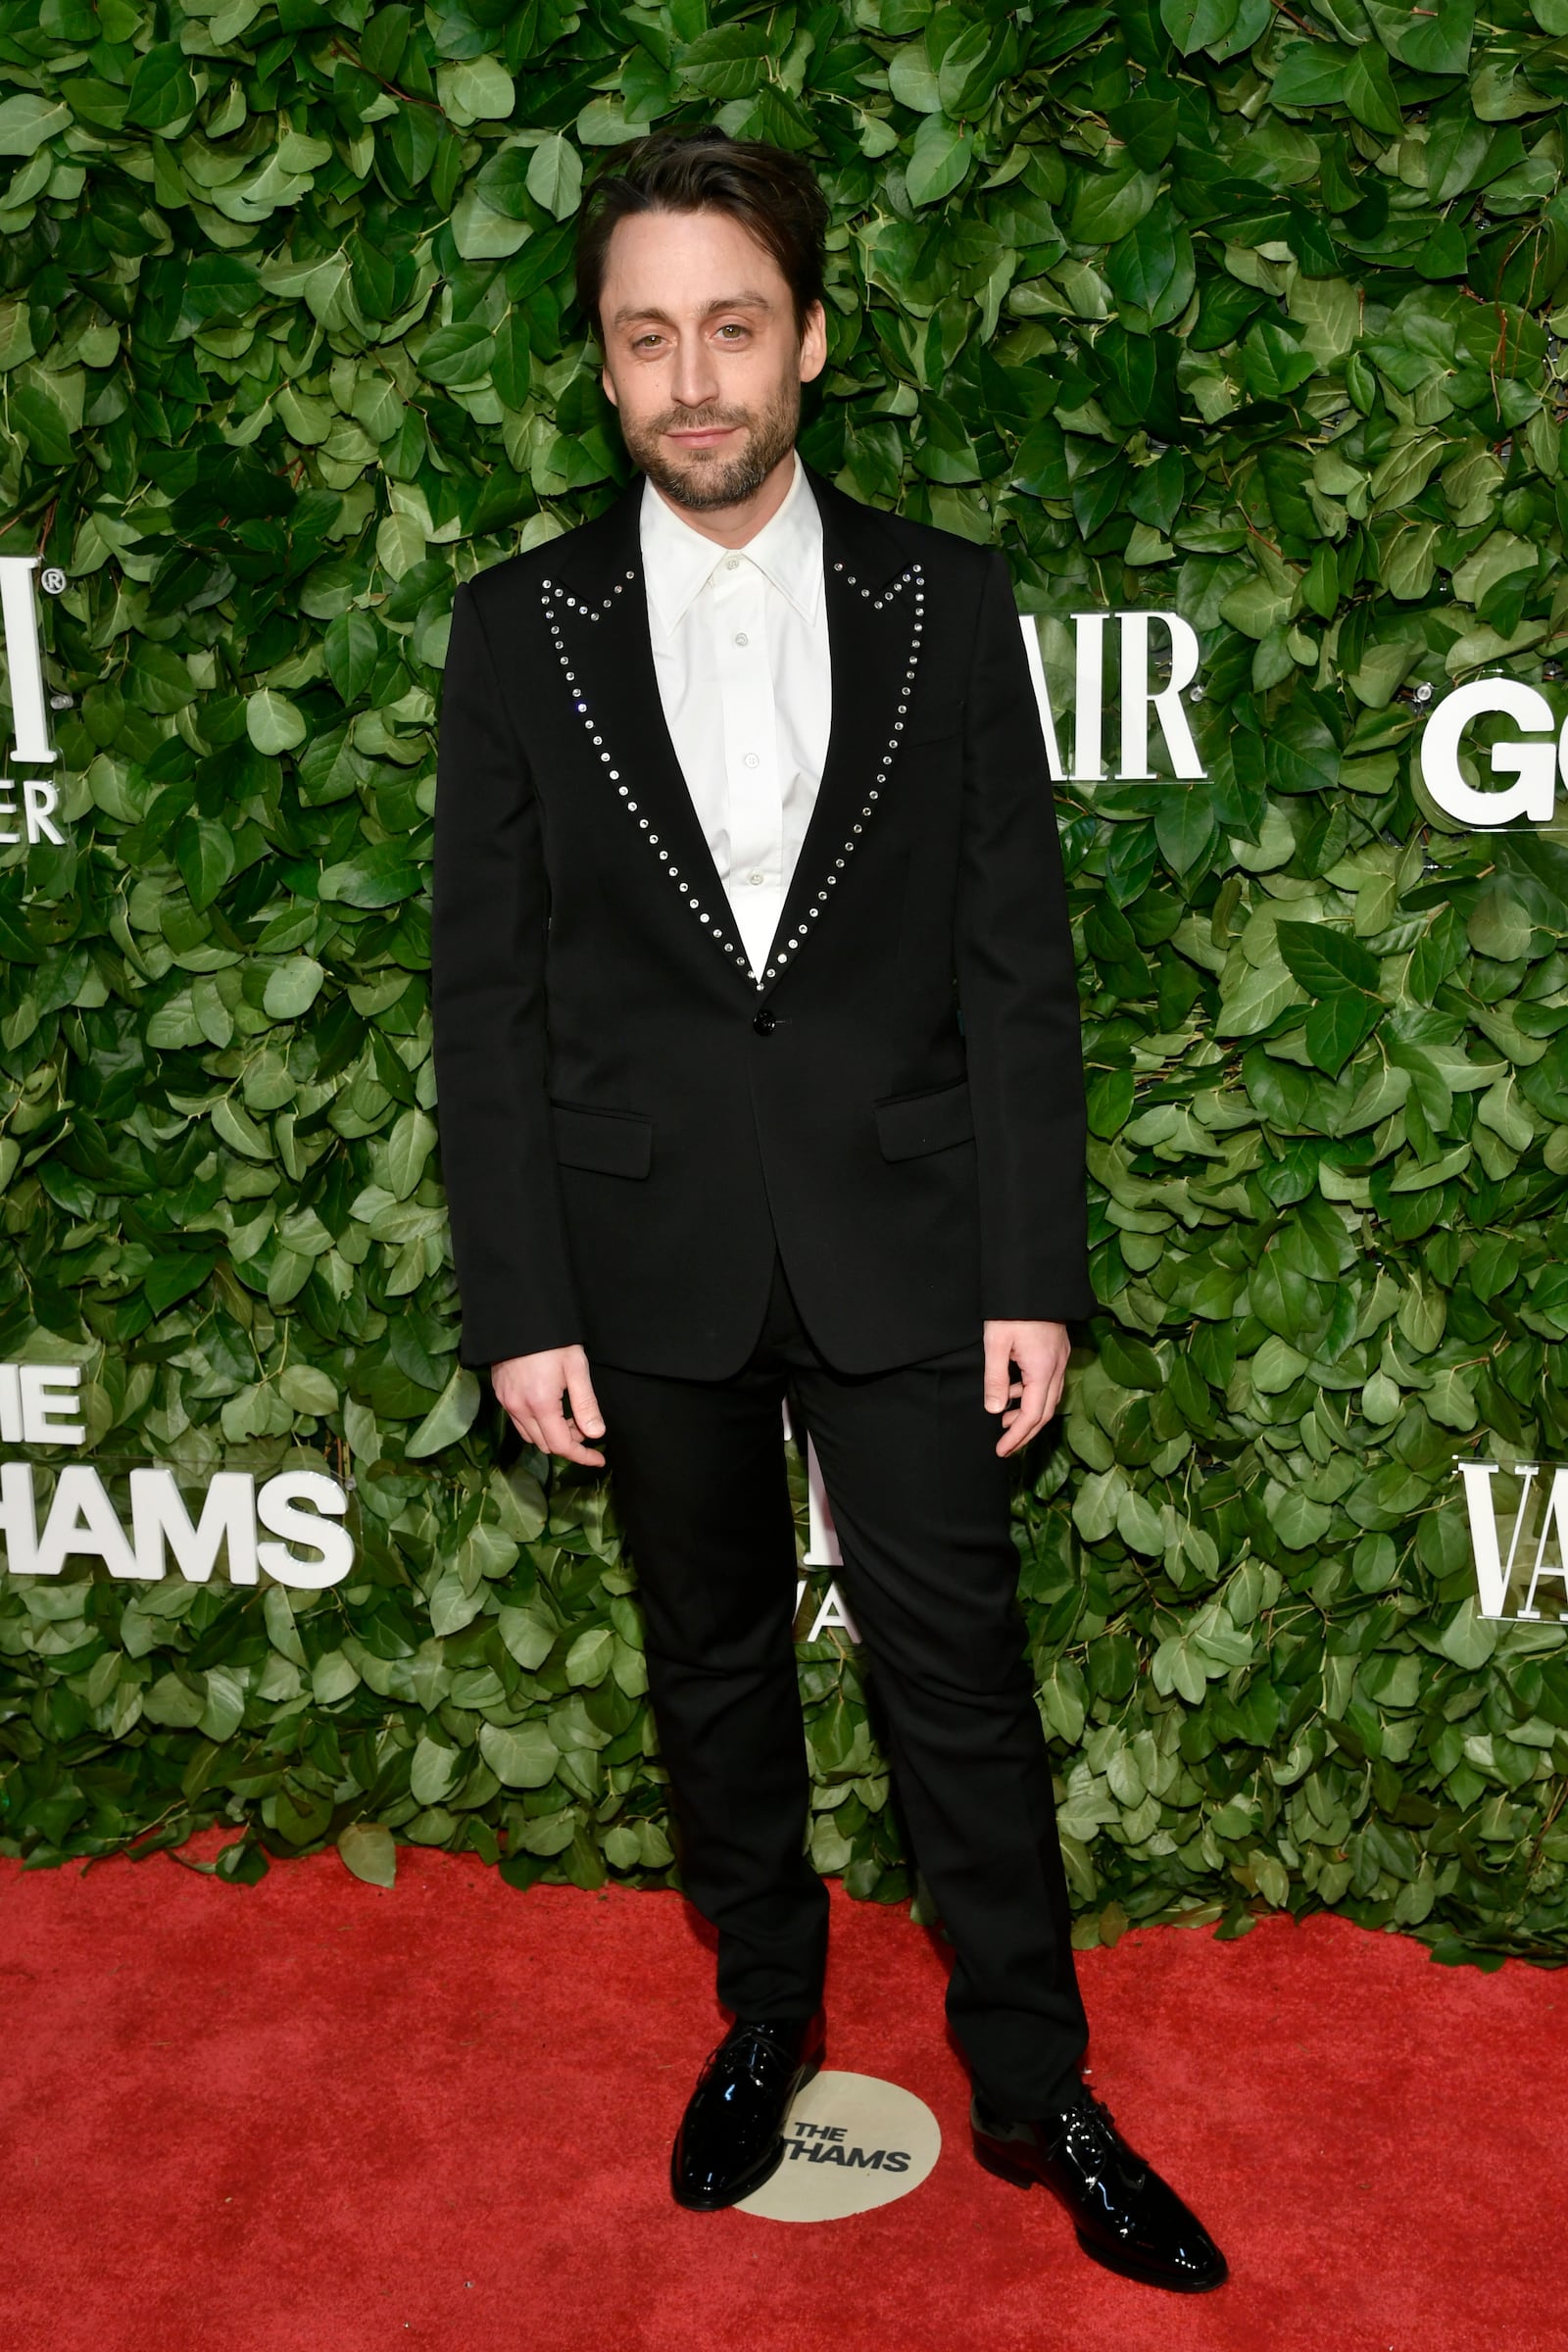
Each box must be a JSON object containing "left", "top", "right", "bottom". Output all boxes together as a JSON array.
[{"left": 598, "top": 206, "right": 826, "bottom": 513}]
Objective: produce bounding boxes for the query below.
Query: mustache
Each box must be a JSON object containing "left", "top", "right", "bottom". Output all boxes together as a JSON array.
[{"left": 651, "top": 406, "right": 755, "bottom": 435}]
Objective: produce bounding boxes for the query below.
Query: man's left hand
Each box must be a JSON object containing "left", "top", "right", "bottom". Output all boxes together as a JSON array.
[{"left": 983, "top": 1319, "right": 1071, "bottom": 1457}]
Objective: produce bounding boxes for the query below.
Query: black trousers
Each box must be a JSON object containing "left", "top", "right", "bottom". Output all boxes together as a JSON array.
[{"left": 592, "top": 1247, "right": 1090, "bottom": 2118}]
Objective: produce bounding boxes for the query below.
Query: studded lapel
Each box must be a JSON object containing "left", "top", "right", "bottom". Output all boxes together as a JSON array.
[
  {"left": 537, "top": 486, "right": 759, "bottom": 986},
  {"left": 756, "top": 471, "right": 925, "bottom": 993},
  {"left": 534, "top": 471, "right": 924, "bottom": 998}
]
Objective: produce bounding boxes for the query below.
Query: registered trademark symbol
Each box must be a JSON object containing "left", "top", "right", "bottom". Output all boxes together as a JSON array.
[{"left": 39, "top": 567, "right": 66, "bottom": 595}]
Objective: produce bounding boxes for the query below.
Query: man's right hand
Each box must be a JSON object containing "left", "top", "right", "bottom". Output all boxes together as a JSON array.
[{"left": 491, "top": 1346, "right": 606, "bottom": 1467}]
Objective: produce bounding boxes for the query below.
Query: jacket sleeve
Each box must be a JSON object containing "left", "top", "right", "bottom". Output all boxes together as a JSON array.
[
  {"left": 432, "top": 579, "right": 585, "bottom": 1367},
  {"left": 954, "top": 550, "right": 1096, "bottom": 1324}
]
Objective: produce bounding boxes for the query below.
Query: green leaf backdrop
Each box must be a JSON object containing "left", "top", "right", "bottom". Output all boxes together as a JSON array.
[{"left": 3, "top": 0, "right": 1568, "bottom": 1964}]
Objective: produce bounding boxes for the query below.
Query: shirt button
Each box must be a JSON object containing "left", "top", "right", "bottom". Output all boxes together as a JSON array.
[
  {"left": 753, "top": 1007, "right": 776, "bottom": 1035},
  {"left": 743, "top": 753, "right": 760, "bottom": 769},
  {"left": 748, "top": 871, "right": 764, "bottom": 886},
  {"left": 725, "top": 558, "right": 740, "bottom": 571},
  {"left": 734, "top": 632, "right": 749, "bottom": 647}
]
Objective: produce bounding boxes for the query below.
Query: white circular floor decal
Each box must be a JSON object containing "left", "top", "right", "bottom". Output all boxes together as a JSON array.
[{"left": 738, "top": 2071, "right": 942, "bottom": 2223}]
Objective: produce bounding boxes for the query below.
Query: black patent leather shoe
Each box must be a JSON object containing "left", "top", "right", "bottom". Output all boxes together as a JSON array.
[
  {"left": 973, "top": 2083, "right": 1227, "bottom": 2292},
  {"left": 671, "top": 2012, "right": 825, "bottom": 2211}
]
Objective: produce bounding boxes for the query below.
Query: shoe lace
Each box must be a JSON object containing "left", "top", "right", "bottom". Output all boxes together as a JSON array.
[{"left": 1055, "top": 2088, "right": 1146, "bottom": 2190}]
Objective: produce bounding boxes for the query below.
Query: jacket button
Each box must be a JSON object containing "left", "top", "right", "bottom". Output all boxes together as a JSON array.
[{"left": 753, "top": 1008, "right": 776, "bottom": 1035}]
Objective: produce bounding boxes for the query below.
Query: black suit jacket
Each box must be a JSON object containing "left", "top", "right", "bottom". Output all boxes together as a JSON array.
[{"left": 431, "top": 465, "right": 1093, "bottom": 1379}]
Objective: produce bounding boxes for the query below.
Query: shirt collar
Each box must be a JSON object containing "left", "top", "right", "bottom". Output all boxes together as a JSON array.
[{"left": 639, "top": 451, "right": 823, "bottom": 635}]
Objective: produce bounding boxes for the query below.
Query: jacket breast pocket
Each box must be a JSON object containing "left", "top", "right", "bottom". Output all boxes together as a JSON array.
[
  {"left": 551, "top": 1100, "right": 654, "bottom": 1179},
  {"left": 874, "top": 1077, "right": 975, "bottom": 1162},
  {"left": 899, "top": 699, "right": 964, "bottom": 752}
]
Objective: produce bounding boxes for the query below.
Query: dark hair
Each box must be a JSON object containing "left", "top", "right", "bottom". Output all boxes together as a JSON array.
[{"left": 575, "top": 127, "right": 828, "bottom": 334}]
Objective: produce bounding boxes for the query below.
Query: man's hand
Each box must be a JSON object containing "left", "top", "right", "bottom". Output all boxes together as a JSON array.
[
  {"left": 492, "top": 1345, "right": 606, "bottom": 1467},
  {"left": 983, "top": 1319, "right": 1071, "bottom": 1458}
]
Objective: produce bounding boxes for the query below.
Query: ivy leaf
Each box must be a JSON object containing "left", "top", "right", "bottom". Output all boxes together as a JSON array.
[
  {"left": 1241, "top": 319, "right": 1316, "bottom": 399},
  {"left": 1277, "top": 923, "right": 1382, "bottom": 998},
  {"left": 406, "top": 1367, "right": 482, "bottom": 1458},
  {"left": 318, "top": 842, "right": 422, "bottom": 906},
  {"left": 565, "top": 1626, "right": 613, "bottom": 1686},
  {"left": 1105, "top": 96, "right": 1179, "bottom": 171},
  {"left": 144, "top": 1252, "right": 218, "bottom": 1317},
  {"left": 478, "top": 1720, "right": 561, "bottom": 1787},
  {"left": 906, "top": 116, "right": 972, "bottom": 208},
  {"left": 673, "top": 24, "right": 769, "bottom": 99},
  {"left": 526, "top": 132, "right": 582, "bottom": 220},
  {"left": 323, "top": 610, "right": 379, "bottom": 705},
  {"left": 338, "top": 1822, "right": 398, "bottom": 1887},
  {"left": 436, "top": 56, "right": 515, "bottom": 126},
  {"left": 263, "top": 957, "right": 325, "bottom": 1020},
  {"left": 0, "top": 94, "right": 71, "bottom": 154},
  {"left": 1158, "top": 0, "right": 1241, "bottom": 55},
  {"left": 384, "top": 1107, "right": 437, "bottom": 1199},
  {"left": 1270, "top": 42, "right": 1351, "bottom": 108},
  {"left": 1346, "top": 43, "right": 1404, "bottom": 136},
  {"left": 175, "top": 816, "right": 237, "bottom": 911},
  {"left": 1068, "top": 164, "right": 1158, "bottom": 245},
  {"left": 247, "top": 690, "right": 307, "bottom": 754},
  {"left": 1305, "top": 991, "right": 1383, "bottom": 1076},
  {"left": 882, "top": 29, "right": 937, "bottom": 112},
  {"left": 1106, "top": 208, "right": 1177, "bottom": 313},
  {"left": 123, "top": 46, "right": 197, "bottom": 132}
]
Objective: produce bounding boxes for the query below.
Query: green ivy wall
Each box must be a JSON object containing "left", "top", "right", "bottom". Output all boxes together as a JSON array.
[{"left": 2, "top": 0, "right": 1567, "bottom": 1964}]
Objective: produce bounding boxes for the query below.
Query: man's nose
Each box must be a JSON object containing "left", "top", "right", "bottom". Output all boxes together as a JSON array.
[{"left": 669, "top": 336, "right": 721, "bottom": 412}]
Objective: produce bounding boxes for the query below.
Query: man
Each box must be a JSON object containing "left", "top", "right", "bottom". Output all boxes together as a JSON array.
[{"left": 432, "top": 127, "right": 1225, "bottom": 2293}]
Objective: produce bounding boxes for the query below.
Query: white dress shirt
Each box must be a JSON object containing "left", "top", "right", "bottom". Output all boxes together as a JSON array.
[{"left": 640, "top": 452, "right": 831, "bottom": 978}]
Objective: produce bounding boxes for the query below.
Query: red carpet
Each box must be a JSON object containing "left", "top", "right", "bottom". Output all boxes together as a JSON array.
[{"left": 1, "top": 1836, "right": 1562, "bottom": 2352}]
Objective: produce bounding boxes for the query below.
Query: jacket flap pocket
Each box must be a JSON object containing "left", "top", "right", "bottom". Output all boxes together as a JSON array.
[
  {"left": 551, "top": 1101, "right": 653, "bottom": 1179},
  {"left": 874, "top": 1078, "right": 974, "bottom": 1162},
  {"left": 899, "top": 700, "right": 963, "bottom": 750}
]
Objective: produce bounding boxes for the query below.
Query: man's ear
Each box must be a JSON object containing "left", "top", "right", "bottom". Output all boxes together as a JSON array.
[
  {"left": 601, "top": 356, "right": 619, "bottom": 409},
  {"left": 798, "top": 300, "right": 828, "bottom": 388}
]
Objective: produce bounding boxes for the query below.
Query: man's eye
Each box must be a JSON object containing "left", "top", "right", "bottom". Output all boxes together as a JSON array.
[{"left": 715, "top": 324, "right": 747, "bottom": 340}]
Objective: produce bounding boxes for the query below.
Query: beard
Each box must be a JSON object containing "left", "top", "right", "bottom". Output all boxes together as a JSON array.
[{"left": 620, "top": 377, "right": 802, "bottom": 513}]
